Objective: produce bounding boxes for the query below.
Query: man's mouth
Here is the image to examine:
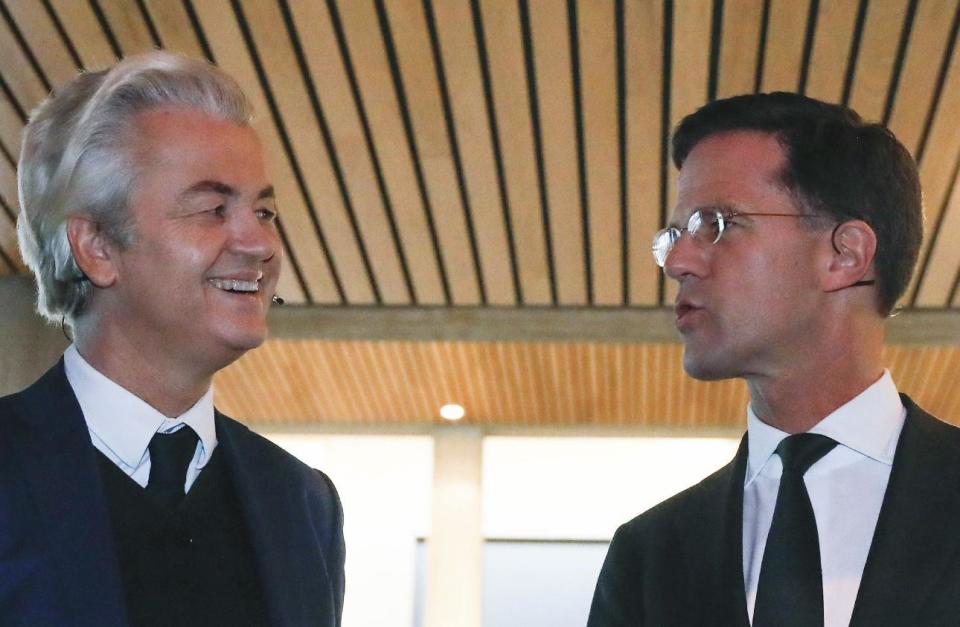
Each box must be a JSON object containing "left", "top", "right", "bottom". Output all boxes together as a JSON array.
[
  {"left": 208, "top": 274, "right": 262, "bottom": 294},
  {"left": 674, "top": 301, "right": 703, "bottom": 327}
]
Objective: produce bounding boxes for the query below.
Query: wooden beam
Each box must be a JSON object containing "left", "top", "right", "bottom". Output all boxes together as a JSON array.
[
  {"left": 3, "top": 275, "right": 958, "bottom": 345},
  {"left": 268, "top": 304, "right": 676, "bottom": 342},
  {"left": 265, "top": 303, "right": 960, "bottom": 345}
]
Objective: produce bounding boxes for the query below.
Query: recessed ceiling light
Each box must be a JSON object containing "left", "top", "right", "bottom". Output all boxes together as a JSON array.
[{"left": 440, "top": 403, "right": 465, "bottom": 421}]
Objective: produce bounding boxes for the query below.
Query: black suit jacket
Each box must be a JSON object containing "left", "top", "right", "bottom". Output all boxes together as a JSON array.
[
  {"left": 588, "top": 395, "right": 960, "bottom": 627},
  {"left": 0, "top": 361, "right": 345, "bottom": 627}
]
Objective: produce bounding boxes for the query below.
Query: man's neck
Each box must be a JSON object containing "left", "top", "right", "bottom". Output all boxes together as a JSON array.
[
  {"left": 73, "top": 333, "right": 215, "bottom": 418},
  {"left": 746, "top": 364, "right": 885, "bottom": 433},
  {"left": 743, "top": 308, "right": 887, "bottom": 433}
]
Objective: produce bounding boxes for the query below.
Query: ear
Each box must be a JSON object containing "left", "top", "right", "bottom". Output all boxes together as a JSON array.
[
  {"left": 66, "top": 215, "right": 119, "bottom": 288},
  {"left": 822, "top": 220, "right": 877, "bottom": 292}
]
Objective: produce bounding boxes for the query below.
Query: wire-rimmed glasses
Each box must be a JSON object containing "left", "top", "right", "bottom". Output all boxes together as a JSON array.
[{"left": 651, "top": 208, "right": 811, "bottom": 268}]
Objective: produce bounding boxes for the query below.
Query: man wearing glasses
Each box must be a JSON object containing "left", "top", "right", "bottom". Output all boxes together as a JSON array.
[{"left": 588, "top": 92, "right": 960, "bottom": 627}]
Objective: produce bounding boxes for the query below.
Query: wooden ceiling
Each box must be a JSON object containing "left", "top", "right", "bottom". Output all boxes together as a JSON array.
[
  {"left": 215, "top": 340, "right": 960, "bottom": 428},
  {"left": 3, "top": 0, "right": 960, "bottom": 428}
]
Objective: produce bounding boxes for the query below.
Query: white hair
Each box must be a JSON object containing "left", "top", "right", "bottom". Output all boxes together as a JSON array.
[{"left": 17, "top": 50, "right": 252, "bottom": 324}]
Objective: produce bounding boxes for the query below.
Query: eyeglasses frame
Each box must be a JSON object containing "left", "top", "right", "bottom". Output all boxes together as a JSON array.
[{"left": 652, "top": 208, "right": 876, "bottom": 288}]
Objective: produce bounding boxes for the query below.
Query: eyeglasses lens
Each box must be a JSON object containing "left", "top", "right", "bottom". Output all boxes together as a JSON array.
[
  {"left": 652, "top": 229, "right": 677, "bottom": 268},
  {"left": 650, "top": 210, "right": 725, "bottom": 268}
]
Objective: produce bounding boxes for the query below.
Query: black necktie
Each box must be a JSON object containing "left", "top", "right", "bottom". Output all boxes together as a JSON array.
[
  {"left": 145, "top": 426, "right": 198, "bottom": 511},
  {"left": 753, "top": 433, "right": 837, "bottom": 627}
]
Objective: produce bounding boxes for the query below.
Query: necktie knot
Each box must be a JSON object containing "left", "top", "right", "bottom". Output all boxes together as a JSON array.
[
  {"left": 147, "top": 426, "right": 198, "bottom": 509},
  {"left": 776, "top": 433, "right": 837, "bottom": 475}
]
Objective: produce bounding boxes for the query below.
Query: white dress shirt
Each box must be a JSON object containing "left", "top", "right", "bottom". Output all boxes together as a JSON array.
[
  {"left": 742, "top": 370, "right": 906, "bottom": 627},
  {"left": 63, "top": 344, "right": 218, "bottom": 493}
]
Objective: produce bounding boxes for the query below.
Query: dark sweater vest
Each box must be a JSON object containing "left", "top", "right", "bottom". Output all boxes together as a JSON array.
[{"left": 96, "top": 448, "right": 270, "bottom": 627}]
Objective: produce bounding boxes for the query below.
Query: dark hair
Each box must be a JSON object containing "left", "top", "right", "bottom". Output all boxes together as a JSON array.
[{"left": 671, "top": 92, "right": 922, "bottom": 316}]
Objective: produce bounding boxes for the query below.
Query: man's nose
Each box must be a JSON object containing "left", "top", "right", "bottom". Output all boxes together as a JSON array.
[
  {"left": 662, "top": 232, "right": 705, "bottom": 281},
  {"left": 229, "top": 210, "right": 279, "bottom": 260}
]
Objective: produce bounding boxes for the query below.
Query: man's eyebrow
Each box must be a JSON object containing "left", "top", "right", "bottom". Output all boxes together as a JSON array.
[
  {"left": 181, "top": 180, "right": 237, "bottom": 198},
  {"left": 179, "top": 181, "right": 275, "bottom": 202},
  {"left": 667, "top": 204, "right": 734, "bottom": 227},
  {"left": 693, "top": 204, "right": 737, "bottom": 217}
]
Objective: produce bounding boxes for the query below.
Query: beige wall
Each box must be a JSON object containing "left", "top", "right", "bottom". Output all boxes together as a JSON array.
[{"left": 0, "top": 276, "right": 69, "bottom": 396}]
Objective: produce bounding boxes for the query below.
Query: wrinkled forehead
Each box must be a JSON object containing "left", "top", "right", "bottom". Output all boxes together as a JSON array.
[
  {"left": 666, "top": 205, "right": 730, "bottom": 229},
  {"left": 129, "top": 106, "right": 267, "bottom": 184},
  {"left": 670, "top": 131, "right": 794, "bottom": 224}
]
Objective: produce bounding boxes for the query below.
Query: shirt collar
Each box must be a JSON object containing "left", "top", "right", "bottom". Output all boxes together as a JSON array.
[
  {"left": 745, "top": 370, "right": 905, "bottom": 487},
  {"left": 63, "top": 344, "right": 217, "bottom": 471}
]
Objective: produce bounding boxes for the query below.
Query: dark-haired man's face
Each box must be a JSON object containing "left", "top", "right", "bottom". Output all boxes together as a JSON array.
[{"left": 664, "top": 130, "right": 830, "bottom": 381}]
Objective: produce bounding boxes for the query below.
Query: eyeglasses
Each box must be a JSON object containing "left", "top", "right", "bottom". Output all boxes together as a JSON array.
[{"left": 651, "top": 208, "right": 810, "bottom": 268}]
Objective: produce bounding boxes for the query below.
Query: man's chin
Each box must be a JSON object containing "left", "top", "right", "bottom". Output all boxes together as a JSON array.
[
  {"left": 682, "top": 350, "right": 736, "bottom": 381},
  {"left": 227, "top": 333, "right": 267, "bottom": 354},
  {"left": 213, "top": 325, "right": 268, "bottom": 361}
]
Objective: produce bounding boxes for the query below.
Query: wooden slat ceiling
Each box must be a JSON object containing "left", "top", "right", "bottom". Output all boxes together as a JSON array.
[
  {"left": 5, "top": 0, "right": 960, "bottom": 308},
  {"left": 216, "top": 341, "right": 960, "bottom": 428},
  {"left": 3, "top": 0, "right": 960, "bottom": 428}
]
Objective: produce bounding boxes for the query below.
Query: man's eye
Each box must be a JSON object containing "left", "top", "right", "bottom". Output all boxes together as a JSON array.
[
  {"left": 256, "top": 207, "right": 277, "bottom": 222},
  {"left": 701, "top": 215, "right": 722, "bottom": 231},
  {"left": 206, "top": 205, "right": 226, "bottom": 216}
]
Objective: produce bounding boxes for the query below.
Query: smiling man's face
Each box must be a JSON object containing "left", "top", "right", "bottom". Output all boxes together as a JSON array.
[{"left": 105, "top": 106, "right": 282, "bottom": 369}]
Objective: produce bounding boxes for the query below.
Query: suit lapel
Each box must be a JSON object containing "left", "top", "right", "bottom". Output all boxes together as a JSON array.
[
  {"left": 216, "top": 415, "right": 333, "bottom": 627},
  {"left": 10, "top": 361, "right": 126, "bottom": 626},
  {"left": 713, "top": 435, "right": 751, "bottom": 627},
  {"left": 676, "top": 434, "right": 751, "bottom": 626},
  {"left": 850, "top": 396, "right": 960, "bottom": 626}
]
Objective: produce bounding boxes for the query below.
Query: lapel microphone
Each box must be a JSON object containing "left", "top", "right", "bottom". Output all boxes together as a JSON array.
[{"left": 272, "top": 295, "right": 285, "bottom": 305}]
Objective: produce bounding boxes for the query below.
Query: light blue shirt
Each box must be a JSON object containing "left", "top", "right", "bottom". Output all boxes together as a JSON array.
[
  {"left": 742, "top": 370, "right": 906, "bottom": 627},
  {"left": 63, "top": 344, "right": 218, "bottom": 493}
]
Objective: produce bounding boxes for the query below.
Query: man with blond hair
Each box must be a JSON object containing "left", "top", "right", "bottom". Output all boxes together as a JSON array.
[{"left": 3, "top": 51, "right": 344, "bottom": 626}]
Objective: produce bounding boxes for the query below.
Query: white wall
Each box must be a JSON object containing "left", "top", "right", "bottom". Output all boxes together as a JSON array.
[
  {"left": 263, "top": 434, "right": 433, "bottom": 627},
  {"left": 482, "top": 436, "right": 741, "bottom": 540},
  {"left": 263, "top": 431, "right": 741, "bottom": 627},
  {"left": 479, "top": 436, "right": 740, "bottom": 627}
]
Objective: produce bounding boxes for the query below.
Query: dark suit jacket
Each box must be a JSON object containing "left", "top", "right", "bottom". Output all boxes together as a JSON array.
[
  {"left": 0, "top": 361, "right": 345, "bottom": 627},
  {"left": 588, "top": 395, "right": 960, "bottom": 627}
]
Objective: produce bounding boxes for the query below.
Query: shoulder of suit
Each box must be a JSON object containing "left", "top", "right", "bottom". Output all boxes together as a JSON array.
[
  {"left": 0, "top": 360, "right": 70, "bottom": 425},
  {"left": 215, "top": 411, "right": 337, "bottom": 491},
  {"left": 0, "top": 389, "right": 21, "bottom": 424},
  {"left": 615, "top": 456, "right": 738, "bottom": 539},
  {"left": 214, "top": 411, "right": 300, "bottom": 465},
  {"left": 0, "top": 386, "right": 22, "bottom": 410},
  {"left": 901, "top": 393, "right": 960, "bottom": 449}
]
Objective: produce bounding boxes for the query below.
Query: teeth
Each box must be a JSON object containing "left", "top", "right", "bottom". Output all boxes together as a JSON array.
[{"left": 209, "top": 278, "right": 259, "bottom": 292}]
